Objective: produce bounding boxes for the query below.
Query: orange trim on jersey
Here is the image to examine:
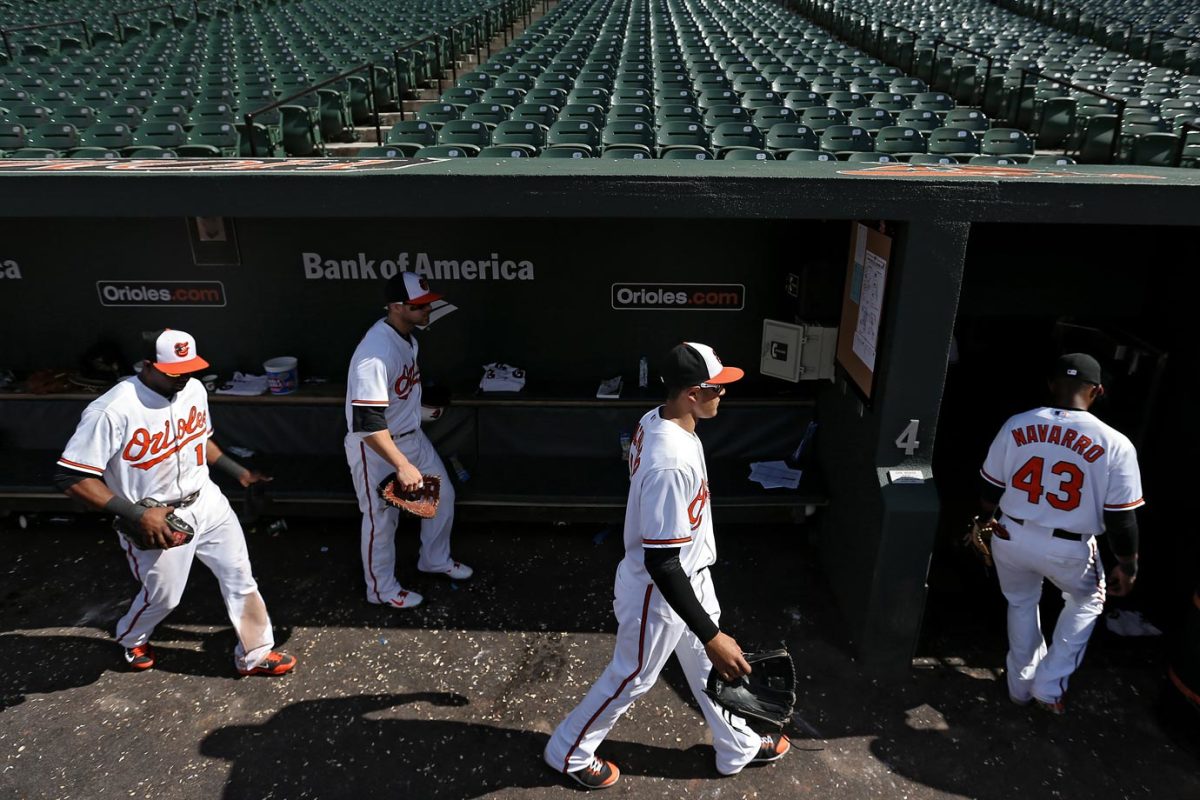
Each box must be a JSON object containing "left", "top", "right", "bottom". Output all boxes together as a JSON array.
[
  {"left": 57, "top": 457, "right": 104, "bottom": 475},
  {"left": 351, "top": 399, "right": 390, "bottom": 406},
  {"left": 642, "top": 536, "right": 693, "bottom": 546},
  {"left": 1169, "top": 666, "right": 1200, "bottom": 707},
  {"left": 129, "top": 429, "right": 209, "bottom": 471},
  {"left": 1104, "top": 498, "right": 1144, "bottom": 510},
  {"left": 980, "top": 468, "right": 1006, "bottom": 487}
]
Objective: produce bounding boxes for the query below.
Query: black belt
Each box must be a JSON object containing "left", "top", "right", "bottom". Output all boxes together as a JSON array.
[
  {"left": 1003, "top": 514, "right": 1087, "bottom": 541},
  {"left": 393, "top": 429, "right": 416, "bottom": 438}
]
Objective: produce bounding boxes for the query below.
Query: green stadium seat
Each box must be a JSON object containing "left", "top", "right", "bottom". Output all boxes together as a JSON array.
[
  {"left": 784, "top": 149, "right": 836, "bottom": 161},
  {"left": 1130, "top": 132, "right": 1180, "bottom": 166},
  {"left": 540, "top": 146, "right": 590, "bottom": 158},
  {"left": 476, "top": 145, "right": 531, "bottom": 158},
  {"left": 721, "top": 148, "right": 774, "bottom": 160},
  {"left": 928, "top": 127, "right": 981, "bottom": 158},
  {"left": 356, "top": 145, "right": 409, "bottom": 158},
  {"left": 386, "top": 120, "right": 437, "bottom": 153},
  {"left": 1027, "top": 155, "right": 1077, "bottom": 166},
  {"left": 601, "top": 119, "right": 654, "bottom": 155},
  {"left": 65, "top": 146, "right": 119, "bottom": 159},
  {"left": 546, "top": 119, "right": 601, "bottom": 154},
  {"left": 491, "top": 120, "right": 546, "bottom": 154},
  {"left": 417, "top": 103, "right": 461, "bottom": 127},
  {"left": 711, "top": 121, "right": 765, "bottom": 155},
  {"left": 7, "top": 147, "right": 59, "bottom": 158},
  {"left": 846, "top": 152, "right": 899, "bottom": 163},
  {"left": 279, "top": 105, "right": 323, "bottom": 156},
  {"left": 462, "top": 103, "right": 510, "bottom": 127},
  {"left": 875, "top": 125, "right": 927, "bottom": 156},
  {"left": 80, "top": 122, "right": 133, "bottom": 150},
  {"left": 765, "top": 122, "right": 819, "bottom": 155},
  {"left": 526, "top": 88, "right": 568, "bottom": 109},
  {"left": 601, "top": 148, "right": 653, "bottom": 159},
  {"left": 0, "top": 122, "right": 27, "bottom": 151},
  {"left": 908, "top": 153, "right": 960, "bottom": 164},
  {"left": 509, "top": 103, "right": 557, "bottom": 127},
  {"left": 437, "top": 119, "right": 491, "bottom": 154},
  {"left": 981, "top": 127, "right": 1034, "bottom": 156},
  {"left": 417, "top": 145, "right": 473, "bottom": 158},
  {"left": 820, "top": 124, "right": 873, "bottom": 156},
  {"left": 180, "top": 121, "right": 239, "bottom": 157},
  {"left": 968, "top": 154, "right": 1024, "bottom": 166},
  {"left": 27, "top": 122, "right": 79, "bottom": 150}
]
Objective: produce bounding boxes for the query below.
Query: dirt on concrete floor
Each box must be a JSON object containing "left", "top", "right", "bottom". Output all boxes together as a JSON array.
[{"left": 1, "top": 515, "right": 1197, "bottom": 799}]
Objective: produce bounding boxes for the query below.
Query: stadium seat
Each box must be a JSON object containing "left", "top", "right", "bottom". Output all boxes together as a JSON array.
[
  {"left": 437, "top": 119, "right": 491, "bottom": 154},
  {"left": 601, "top": 148, "right": 652, "bottom": 159},
  {"left": 784, "top": 149, "right": 836, "bottom": 161},
  {"left": 356, "top": 145, "right": 409, "bottom": 158},
  {"left": 711, "top": 122, "right": 765, "bottom": 155},
  {"left": 846, "top": 152, "right": 899, "bottom": 163},
  {"left": 27, "top": 122, "right": 79, "bottom": 150},
  {"left": 819, "top": 124, "right": 873, "bottom": 156},
  {"left": 80, "top": 122, "right": 133, "bottom": 150},
  {"left": 968, "top": 155, "right": 1025, "bottom": 166},
  {"left": 874, "top": 126, "right": 926, "bottom": 156},
  {"left": 386, "top": 120, "right": 437, "bottom": 154},
  {"left": 540, "top": 146, "right": 590, "bottom": 158},
  {"left": 477, "top": 145, "right": 531, "bottom": 158},
  {"left": 909, "top": 154, "right": 960, "bottom": 165},
  {"left": 928, "top": 127, "right": 981, "bottom": 158},
  {"left": 491, "top": 120, "right": 546, "bottom": 154},
  {"left": 418, "top": 145, "right": 473, "bottom": 158},
  {"left": 1027, "top": 155, "right": 1077, "bottom": 166},
  {"left": 546, "top": 120, "right": 601, "bottom": 154},
  {"left": 981, "top": 127, "right": 1034, "bottom": 156},
  {"left": 721, "top": 148, "right": 774, "bottom": 161},
  {"left": 661, "top": 148, "right": 714, "bottom": 160},
  {"left": 765, "top": 123, "right": 819, "bottom": 155},
  {"left": 279, "top": 105, "right": 323, "bottom": 156},
  {"left": 601, "top": 120, "right": 654, "bottom": 155},
  {"left": 124, "top": 146, "right": 178, "bottom": 159},
  {"left": 417, "top": 103, "right": 461, "bottom": 128}
]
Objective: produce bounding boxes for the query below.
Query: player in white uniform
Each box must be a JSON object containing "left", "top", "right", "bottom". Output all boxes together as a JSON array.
[
  {"left": 344, "top": 272, "right": 471, "bottom": 611},
  {"left": 543, "top": 342, "right": 789, "bottom": 790},
  {"left": 55, "top": 329, "right": 296, "bottom": 676},
  {"left": 979, "top": 353, "right": 1144, "bottom": 714}
]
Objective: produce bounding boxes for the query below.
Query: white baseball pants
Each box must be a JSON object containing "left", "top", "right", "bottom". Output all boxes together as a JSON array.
[
  {"left": 114, "top": 482, "right": 275, "bottom": 672},
  {"left": 544, "top": 567, "right": 762, "bottom": 776},
  {"left": 992, "top": 515, "right": 1106, "bottom": 704},
  {"left": 345, "top": 429, "right": 456, "bottom": 604}
]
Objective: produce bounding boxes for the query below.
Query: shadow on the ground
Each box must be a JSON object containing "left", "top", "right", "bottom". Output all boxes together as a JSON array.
[{"left": 199, "top": 692, "right": 714, "bottom": 799}]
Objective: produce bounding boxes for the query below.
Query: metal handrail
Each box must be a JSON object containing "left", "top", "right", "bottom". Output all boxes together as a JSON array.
[
  {"left": 930, "top": 40, "right": 999, "bottom": 109},
  {"left": 1, "top": 19, "right": 92, "bottom": 58},
  {"left": 391, "top": 0, "right": 525, "bottom": 121},
  {"left": 1016, "top": 68, "right": 1126, "bottom": 162},
  {"left": 112, "top": 3, "right": 174, "bottom": 43},
  {"left": 244, "top": 62, "right": 381, "bottom": 156}
]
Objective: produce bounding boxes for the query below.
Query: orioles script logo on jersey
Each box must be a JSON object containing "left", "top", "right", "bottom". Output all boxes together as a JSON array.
[
  {"left": 174, "top": 341, "right": 189, "bottom": 358},
  {"left": 394, "top": 363, "right": 421, "bottom": 400},
  {"left": 122, "top": 406, "right": 208, "bottom": 470},
  {"left": 688, "top": 479, "right": 710, "bottom": 531}
]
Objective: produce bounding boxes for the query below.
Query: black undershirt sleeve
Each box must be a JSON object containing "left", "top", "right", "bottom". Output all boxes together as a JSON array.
[
  {"left": 643, "top": 547, "right": 719, "bottom": 644},
  {"left": 1104, "top": 509, "right": 1139, "bottom": 559},
  {"left": 53, "top": 467, "right": 89, "bottom": 493},
  {"left": 979, "top": 477, "right": 1004, "bottom": 506},
  {"left": 352, "top": 406, "right": 388, "bottom": 434}
]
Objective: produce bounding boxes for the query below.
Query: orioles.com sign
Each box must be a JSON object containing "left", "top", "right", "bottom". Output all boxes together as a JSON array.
[
  {"left": 611, "top": 283, "right": 745, "bottom": 311},
  {"left": 97, "top": 281, "right": 227, "bottom": 307}
]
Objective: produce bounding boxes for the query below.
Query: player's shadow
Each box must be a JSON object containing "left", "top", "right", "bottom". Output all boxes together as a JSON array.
[
  {"left": 200, "top": 693, "right": 716, "bottom": 799},
  {"left": 0, "top": 624, "right": 297, "bottom": 707}
]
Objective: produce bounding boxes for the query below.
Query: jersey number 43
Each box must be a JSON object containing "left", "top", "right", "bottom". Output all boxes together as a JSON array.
[{"left": 1012, "top": 456, "right": 1084, "bottom": 511}]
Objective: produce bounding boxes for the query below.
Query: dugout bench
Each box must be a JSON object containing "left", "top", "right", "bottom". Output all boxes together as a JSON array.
[{"left": 0, "top": 386, "right": 827, "bottom": 523}]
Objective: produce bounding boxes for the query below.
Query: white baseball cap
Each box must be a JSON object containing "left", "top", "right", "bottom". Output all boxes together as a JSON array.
[
  {"left": 151, "top": 329, "right": 210, "bottom": 374},
  {"left": 386, "top": 272, "right": 443, "bottom": 305}
]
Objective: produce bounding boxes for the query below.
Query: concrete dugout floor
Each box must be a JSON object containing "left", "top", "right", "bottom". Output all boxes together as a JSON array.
[{"left": 1, "top": 515, "right": 1197, "bottom": 799}]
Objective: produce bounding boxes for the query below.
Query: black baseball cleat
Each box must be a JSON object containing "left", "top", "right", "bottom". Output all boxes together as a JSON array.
[
  {"left": 565, "top": 756, "right": 621, "bottom": 790},
  {"left": 751, "top": 734, "right": 791, "bottom": 764},
  {"left": 124, "top": 643, "right": 156, "bottom": 671}
]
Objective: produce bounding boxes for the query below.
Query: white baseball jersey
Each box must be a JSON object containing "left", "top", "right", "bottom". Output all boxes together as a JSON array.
[
  {"left": 58, "top": 376, "right": 214, "bottom": 502},
  {"left": 981, "top": 407, "right": 1144, "bottom": 533},
  {"left": 619, "top": 406, "right": 716, "bottom": 584},
  {"left": 345, "top": 318, "right": 422, "bottom": 436}
]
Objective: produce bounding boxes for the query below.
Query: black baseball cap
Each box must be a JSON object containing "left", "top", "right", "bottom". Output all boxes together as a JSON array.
[
  {"left": 660, "top": 342, "right": 744, "bottom": 389},
  {"left": 385, "top": 272, "right": 442, "bottom": 305},
  {"left": 1054, "top": 353, "right": 1102, "bottom": 385}
]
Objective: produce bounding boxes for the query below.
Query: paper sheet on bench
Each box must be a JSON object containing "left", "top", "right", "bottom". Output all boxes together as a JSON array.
[
  {"left": 216, "top": 372, "right": 269, "bottom": 396},
  {"left": 748, "top": 461, "right": 802, "bottom": 489}
]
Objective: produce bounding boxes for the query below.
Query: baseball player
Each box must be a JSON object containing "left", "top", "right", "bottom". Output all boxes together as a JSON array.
[
  {"left": 543, "top": 342, "right": 789, "bottom": 790},
  {"left": 344, "top": 272, "right": 471, "bottom": 611},
  {"left": 979, "top": 353, "right": 1144, "bottom": 714},
  {"left": 55, "top": 329, "right": 296, "bottom": 676}
]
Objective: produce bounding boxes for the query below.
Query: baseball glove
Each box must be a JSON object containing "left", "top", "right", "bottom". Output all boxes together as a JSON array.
[
  {"left": 963, "top": 514, "right": 1010, "bottom": 568},
  {"left": 377, "top": 474, "right": 441, "bottom": 519},
  {"left": 113, "top": 498, "right": 195, "bottom": 550},
  {"left": 704, "top": 647, "right": 797, "bottom": 729}
]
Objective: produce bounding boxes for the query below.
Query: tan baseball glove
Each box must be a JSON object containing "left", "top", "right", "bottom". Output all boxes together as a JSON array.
[
  {"left": 963, "top": 514, "right": 1009, "bottom": 568},
  {"left": 377, "top": 474, "right": 441, "bottom": 519}
]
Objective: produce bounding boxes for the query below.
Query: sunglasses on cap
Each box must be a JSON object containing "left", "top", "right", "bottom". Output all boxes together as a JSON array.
[{"left": 695, "top": 383, "right": 726, "bottom": 395}]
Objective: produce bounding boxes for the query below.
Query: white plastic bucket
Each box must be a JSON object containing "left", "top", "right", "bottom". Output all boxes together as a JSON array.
[{"left": 263, "top": 356, "right": 298, "bottom": 395}]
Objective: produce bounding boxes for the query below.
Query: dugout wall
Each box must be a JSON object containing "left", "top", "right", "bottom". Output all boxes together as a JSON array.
[{"left": 1, "top": 158, "right": 1197, "bottom": 673}]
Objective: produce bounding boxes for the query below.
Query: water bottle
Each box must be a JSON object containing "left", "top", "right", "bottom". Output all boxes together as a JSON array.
[
  {"left": 638, "top": 356, "right": 649, "bottom": 389},
  {"left": 450, "top": 455, "right": 470, "bottom": 482},
  {"left": 619, "top": 432, "right": 632, "bottom": 461}
]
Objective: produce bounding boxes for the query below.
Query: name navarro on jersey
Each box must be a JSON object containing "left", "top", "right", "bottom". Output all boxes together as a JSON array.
[
  {"left": 1011, "top": 423, "right": 1105, "bottom": 463},
  {"left": 122, "top": 406, "right": 209, "bottom": 470},
  {"left": 302, "top": 252, "right": 535, "bottom": 281}
]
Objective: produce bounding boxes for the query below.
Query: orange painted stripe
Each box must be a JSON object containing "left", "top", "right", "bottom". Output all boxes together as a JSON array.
[
  {"left": 643, "top": 536, "right": 693, "bottom": 545},
  {"left": 361, "top": 440, "right": 383, "bottom": 604},
  {"left": 1104, "top": 498, "right": 1145, "bottom": 509},
  {"left": 352, "top": 399, "right": 389, "bottom": 406},
  {"left": 57, "top": 457, "right": 104, "bottom": 475},
  {"left": 130, "top": 429, "right": 209, "bottom": 471}
]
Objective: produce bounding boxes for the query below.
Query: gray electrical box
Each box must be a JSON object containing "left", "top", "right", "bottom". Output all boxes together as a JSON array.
[{"left": 760, "top": 320, "right": 838, "bottom": 382}]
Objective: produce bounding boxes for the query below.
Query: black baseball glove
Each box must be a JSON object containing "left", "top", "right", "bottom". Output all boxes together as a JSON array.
[{"left": 704, "top": 647, "right": 797, "bottom": 728}]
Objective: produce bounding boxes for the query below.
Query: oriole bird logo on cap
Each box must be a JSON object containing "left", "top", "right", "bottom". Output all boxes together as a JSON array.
[{"left": 175, "top": 342, "right": 190, "bottom": 358}]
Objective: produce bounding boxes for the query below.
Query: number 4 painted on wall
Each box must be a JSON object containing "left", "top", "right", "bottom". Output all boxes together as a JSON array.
[{"left": 895, "top": 419, "right": 920, "bottom": 455}]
